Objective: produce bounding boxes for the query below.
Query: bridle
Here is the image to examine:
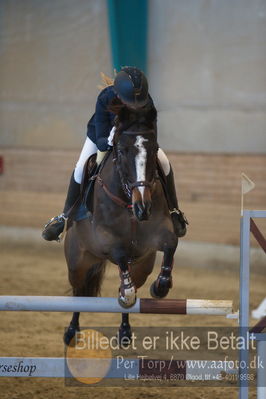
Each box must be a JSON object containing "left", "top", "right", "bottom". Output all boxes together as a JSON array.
[{"left": 112, "top": 129, "right": 157, "bottom": 201}]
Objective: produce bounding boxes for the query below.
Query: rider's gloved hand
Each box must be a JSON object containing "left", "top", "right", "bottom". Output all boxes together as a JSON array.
[{"left": 107, "top": 126, "right": 116, "bottom": 147}]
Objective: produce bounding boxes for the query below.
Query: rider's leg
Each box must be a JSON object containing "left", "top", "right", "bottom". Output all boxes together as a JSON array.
[
  {"left": 157, "top": 148, "right": 188, "bottom": 237},
  {"left": 42, "top": 137, "right": 97, "bottom": 241},
  {"left": 73, "top": 137, "right": 98, "bottom": 185},
  {"left": 94, "top": 126, "right": 116, "bottom": 164},
  {"left": 157, "top": 148, "right": 171, "bottom": 176}
]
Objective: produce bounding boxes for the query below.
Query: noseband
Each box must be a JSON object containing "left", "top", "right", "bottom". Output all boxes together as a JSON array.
[{"left": 129, "top": 180, "right": 154, "bottom": 190}]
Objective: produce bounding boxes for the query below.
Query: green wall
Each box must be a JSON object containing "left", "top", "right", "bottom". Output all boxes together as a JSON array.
[{"left": 107, "top": 0, "right": 148, "bottom": 73}]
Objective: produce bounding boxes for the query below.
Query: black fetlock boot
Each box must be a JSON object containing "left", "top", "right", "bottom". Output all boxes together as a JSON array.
[
  {"left": 42, "top": 172, "right": 81, "bottom": 242},
  {"left": 165, "top": 166, "right": 188, "bottom": 238}
]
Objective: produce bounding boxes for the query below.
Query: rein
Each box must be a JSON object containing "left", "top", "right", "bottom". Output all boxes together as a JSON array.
[
  {"left": 94, "top": 150, "right": 133, "bottom": 211},
  {"left": 96, "top": 175, "right": 133, "bottom": 210}
]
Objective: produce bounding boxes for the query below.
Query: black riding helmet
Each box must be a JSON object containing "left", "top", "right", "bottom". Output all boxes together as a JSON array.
[{"left": 114, "top": 67, "right": 149, "bottom": 108}]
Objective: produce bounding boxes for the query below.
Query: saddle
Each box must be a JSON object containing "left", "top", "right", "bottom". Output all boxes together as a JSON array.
[{"left": 80, "top": 153, "right": 98, "bottom": 212}]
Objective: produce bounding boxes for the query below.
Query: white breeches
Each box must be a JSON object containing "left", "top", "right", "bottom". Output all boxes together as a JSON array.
[
  {"left": 74, "top": 137, "right": 97, "bottom": 183},
  {"left": 73, "top": 137, "right": 171, "bottom": 184},
  {"left": 157, "top": 148, "right": 171, "bottom": 176}
]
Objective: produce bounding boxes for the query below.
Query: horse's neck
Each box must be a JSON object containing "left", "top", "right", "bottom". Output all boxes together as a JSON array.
[{"left": 125, "top": 121, "right": 150, "bottom": 132}]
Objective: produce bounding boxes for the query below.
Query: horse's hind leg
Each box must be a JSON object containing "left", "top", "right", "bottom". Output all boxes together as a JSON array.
[
  {"left": 118, "top": 313, "right": 132, "bottom": 346},
  {"left": 64, "top": 312, "right": 80, "bottom": 346},
  {"left": 150, "top": 243, "right": 177, "bottom": 299},
  {"left": 64, "top": 238, "right": 106, "bottom": 346}
]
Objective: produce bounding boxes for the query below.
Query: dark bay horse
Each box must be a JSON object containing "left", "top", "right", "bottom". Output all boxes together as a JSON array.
[{"left": 64, "top": 103, "right": 178, "bottom": 345}]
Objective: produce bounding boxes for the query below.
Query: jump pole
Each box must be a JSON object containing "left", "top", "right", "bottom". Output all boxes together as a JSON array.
[
  {"left": 0, "top": 296, "right": 233, "bottom": 316},
  {"left": 0, "top": 357, "right": 237, "bottom": 379},
  {"left": 239, "top": 210, "right": 266, "bottom": 399}
]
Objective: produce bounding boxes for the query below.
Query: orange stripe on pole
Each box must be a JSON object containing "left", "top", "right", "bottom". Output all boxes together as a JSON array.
[{"left": 250, "top": 218, "right": 266, "bottom": 254}]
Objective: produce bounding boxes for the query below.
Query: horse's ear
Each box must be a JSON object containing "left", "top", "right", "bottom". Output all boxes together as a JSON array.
[
  {"left": 108, "top": 97, "right": 124, "bottom": 115},
  {"left": 108, "top": 98, "right": 132, "bottom": 125},
  {"left": 113, "top": 122, "right": 123, "bottom": 145},
  {"left": 118, "top": 106, "right": 131, "bottom": 122},
  {"left": 146, "top": 106, "right": 157, "bottom": 122}
]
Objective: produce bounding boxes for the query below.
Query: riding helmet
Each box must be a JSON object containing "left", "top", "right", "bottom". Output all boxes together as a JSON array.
[{"left": 114, "top": 67, "right": 149, "bottom": 107}]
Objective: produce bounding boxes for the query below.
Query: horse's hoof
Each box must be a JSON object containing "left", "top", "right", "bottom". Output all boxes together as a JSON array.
[
  {"left": 118, "top": 295, "right": 137, "bottom": 309},
  {"left": 150, "top": 280, "right": 170, "bottom": 299},
  {"left": 150, "top": 281, "right": 161, "bottom": 299},
  {"left": 64, "top": 325, "right": 80, "bottom": 346},
  {"left": 118, "top": 325, "right": 132, "bottom": 348}
]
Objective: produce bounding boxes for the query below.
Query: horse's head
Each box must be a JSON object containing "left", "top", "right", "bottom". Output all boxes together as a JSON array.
[
  {"left": 109, "top": 97, "right": 158, "bottom": 221},
  {"left": 114, "top": 130, "right": 158, "bottom": 221}
]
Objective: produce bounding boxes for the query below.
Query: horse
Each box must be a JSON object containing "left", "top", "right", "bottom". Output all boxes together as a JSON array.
[{"left": 64, "top": 102, "right": 178, "bottom": 345}]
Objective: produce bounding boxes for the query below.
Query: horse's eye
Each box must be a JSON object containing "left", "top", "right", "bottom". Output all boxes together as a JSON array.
[
  {"left": 117, "top": 149, "right": 124, "bottom": 159},
  {"left": 118, "top": 147, "right": 129, "bottom": 156}
]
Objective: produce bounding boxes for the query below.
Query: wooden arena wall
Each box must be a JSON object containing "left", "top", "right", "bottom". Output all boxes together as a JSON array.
[{"left": 0, "top": 148, "right": 265, "bottom": 246}]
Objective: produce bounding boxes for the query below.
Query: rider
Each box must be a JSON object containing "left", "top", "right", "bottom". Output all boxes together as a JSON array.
[{"left": 42, "top": 66, "right": 188, "bottom": 241}]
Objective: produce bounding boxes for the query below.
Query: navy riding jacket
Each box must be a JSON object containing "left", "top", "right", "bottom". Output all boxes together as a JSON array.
[
  {"left": 87, "top": 86, "right": 116, "bottom": 151},
  {"left": 86, "top": 86, "right": 156, "bottom": 151}
]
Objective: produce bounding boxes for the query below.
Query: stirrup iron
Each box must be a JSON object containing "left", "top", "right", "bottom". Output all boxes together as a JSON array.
[
  {"left": 170, "top": 208, "right": 189, "bottom": 225},
  {"left": 43, "top": 213, "right": 68, "bottom": 242}
]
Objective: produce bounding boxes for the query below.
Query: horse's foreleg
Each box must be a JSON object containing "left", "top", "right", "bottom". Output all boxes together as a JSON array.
[
  {"left": 118, "top": 264, "right": 137, "bottom": 308},
  {"left": 64, "top": 311, "right": 80, "bottom": 346},
  {"left": 150, "top": 244, "right": 177, "bottom": 299},
  {"left": 113, "top": 253, "right": 136, "bottom": 308},
  {"left": 118, "top": 313, "right": 132, "bottom": 346}
]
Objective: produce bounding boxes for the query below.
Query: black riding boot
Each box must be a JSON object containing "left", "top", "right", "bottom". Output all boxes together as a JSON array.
[
  {"left": 42, "top": 172, "right": 80, "bottom": 241},
  {"left": 165, "top": 166, "right": 188, "bottom": 237}
]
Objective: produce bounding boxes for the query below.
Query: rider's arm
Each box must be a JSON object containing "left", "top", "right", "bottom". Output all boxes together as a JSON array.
[{"left": 94, "top": 88, "right": 114, "bottom": 151}]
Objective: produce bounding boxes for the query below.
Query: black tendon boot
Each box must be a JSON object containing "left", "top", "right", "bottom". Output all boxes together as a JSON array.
[
  {"left": 42, "top": 172, "right": 80, "bottom": 241},
  {"left": 165, "top": 166, "right": 188, "bottom": 237}
]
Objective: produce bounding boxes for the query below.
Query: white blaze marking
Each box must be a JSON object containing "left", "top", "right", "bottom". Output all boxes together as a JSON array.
[{"left": 135, "top": 135, "right": 148, "bottom": 203}]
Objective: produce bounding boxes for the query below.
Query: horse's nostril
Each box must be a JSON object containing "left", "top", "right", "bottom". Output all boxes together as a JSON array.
[
  {"left": 134, "top": 202, "right": 151, "bottom": 221},
  {"left": 134, "top": 203, "right": 143, "bottom": 219}
]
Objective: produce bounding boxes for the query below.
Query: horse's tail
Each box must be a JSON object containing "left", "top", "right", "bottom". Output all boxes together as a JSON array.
[{"left": 74, "top": 261, "right": 107, "bottom": 297}]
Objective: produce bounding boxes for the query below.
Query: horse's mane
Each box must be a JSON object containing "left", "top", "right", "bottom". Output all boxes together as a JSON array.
[{"left": 108, "top": 97, "right": 157, "bottom": 140}]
